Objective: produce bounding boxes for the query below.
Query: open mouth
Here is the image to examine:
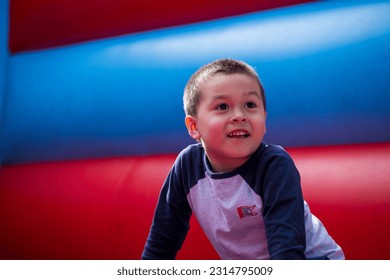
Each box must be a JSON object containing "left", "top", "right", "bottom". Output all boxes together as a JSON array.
[{"left": 227, "top": 130, "right": 250, "bottom": 138}]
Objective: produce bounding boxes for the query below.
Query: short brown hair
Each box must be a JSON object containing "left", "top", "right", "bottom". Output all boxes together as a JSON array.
[{"left": 183, "top": 58, "right": 266, "bottom": 117}]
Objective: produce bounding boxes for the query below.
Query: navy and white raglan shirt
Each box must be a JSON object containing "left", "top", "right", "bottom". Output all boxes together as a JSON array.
[{"left": 142, "top": 142, "right": 344, "bottom": 260}]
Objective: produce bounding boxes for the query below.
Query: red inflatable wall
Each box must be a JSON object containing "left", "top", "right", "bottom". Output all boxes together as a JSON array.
[
  {"left": 1, "top": 143, "right": 389, "bottom": 259},
  {"left": 9, "top": 0, "right": 315, "bottom": 53}
]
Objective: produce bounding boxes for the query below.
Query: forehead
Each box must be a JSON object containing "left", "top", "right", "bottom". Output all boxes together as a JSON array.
[{"left": 199, "top": 73, "right": 262, "bottom": 100}]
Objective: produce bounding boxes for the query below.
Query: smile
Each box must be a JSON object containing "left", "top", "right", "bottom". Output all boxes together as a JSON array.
[{"left": 227, "top": 130, "right": 250, "bottom": 138}]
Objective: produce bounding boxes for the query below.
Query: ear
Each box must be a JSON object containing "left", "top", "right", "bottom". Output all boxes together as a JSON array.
[{"left": 185, "top": 116, "right": 201, "bottom": 140}]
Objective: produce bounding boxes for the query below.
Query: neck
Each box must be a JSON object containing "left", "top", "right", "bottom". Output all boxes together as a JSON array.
[{"left": 206, "top": 155, "right": 249, "bottom": 173}]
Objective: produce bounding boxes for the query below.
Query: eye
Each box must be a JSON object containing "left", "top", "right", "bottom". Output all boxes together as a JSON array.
[
  {"left": 216, "top": 103, "right": 229, "bottom": 110},
  {"left": 245, "top": 102, "right": 257, "bottom": 109}
]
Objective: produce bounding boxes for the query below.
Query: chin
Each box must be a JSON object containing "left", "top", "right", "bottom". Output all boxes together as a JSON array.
[{"left": 229, "top": 149, "right": 254, "bottom": 160}]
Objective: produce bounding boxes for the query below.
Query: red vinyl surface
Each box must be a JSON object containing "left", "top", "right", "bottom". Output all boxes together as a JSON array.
[
  {"left": 0, "top": 155, "right": 218, "bottom": 259},
  {"left": 292, "top": 143, "right": 390, "bottom": 260},
  {"left": 9, "top": 0, "right": 315, "bottom": 53},
  {"left": 1, "top": 143, "right": 389, "bottom": 259}
]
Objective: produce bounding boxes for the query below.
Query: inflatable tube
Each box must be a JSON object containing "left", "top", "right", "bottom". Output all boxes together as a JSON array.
[
  {"left": 1, "top": 143, "right": 390, "bottom": 259},
  {"left": 8, "top": 0, "right": 315, "bottom": 53},
  {"left": 0, "top": 0, "right": 9, "bottom": 138},
  {"left": 2, "top": 0, "right": 390, "bottom": 164}
]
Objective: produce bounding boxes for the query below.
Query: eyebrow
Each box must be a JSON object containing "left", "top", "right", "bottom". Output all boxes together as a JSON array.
[
  {"left": 211, "top": 91, "right": 261, "bottom": 101},
  {"left": 211, "top": 94, "right": 229, "bottom": 101}
]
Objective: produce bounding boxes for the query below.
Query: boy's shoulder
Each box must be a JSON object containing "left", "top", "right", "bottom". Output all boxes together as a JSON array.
[
  {"left": 174, "top": 143, "right": 205, "bottom": 172},
  {"left": 177, "top": 143, "right": 204, "bottom": 162},
  {"left": 263, "top": 143, "right": 291, "bottom": 158},
  {"left": 252, "top": 143, "right": 292, "bottom": 161},
  {"left": 172, "top": 143, "right": 206, "bottom": 189},
  {"left": 240, "top": 144, "right": 299, "bottom": 192},
  {"left": 260, "top": 144, "right": 298, "bottom": 174},
  {"left": 181, "top": 142, "right": 204, "bottom": 154},
  {"left": 247, "top": 143, "right": 296, "bottom": 172}
]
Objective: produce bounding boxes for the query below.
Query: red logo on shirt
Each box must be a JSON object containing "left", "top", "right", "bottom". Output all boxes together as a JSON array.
[{"left": 237, "top": 205, "right": 258, "bottom": 218}]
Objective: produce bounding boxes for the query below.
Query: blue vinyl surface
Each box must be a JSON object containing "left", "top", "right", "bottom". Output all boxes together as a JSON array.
[
  {"left": 0, "top": 0, "right": 9, "bottom": 153},
  {"left": 1, "top": 0, "right": 390, "bottom": 164}
]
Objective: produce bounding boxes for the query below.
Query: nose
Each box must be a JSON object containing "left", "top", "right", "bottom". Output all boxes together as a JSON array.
[{"left": 231, "top": 108, "right": 247, "bottom": 122}]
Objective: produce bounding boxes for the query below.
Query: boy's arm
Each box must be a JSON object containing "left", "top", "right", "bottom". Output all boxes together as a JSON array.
[
  {"left": 142, "top": 165, "right": 192, "bottom": 260},
  {"left": 261, "top": 152, "right": 306, "bottom": 260}
]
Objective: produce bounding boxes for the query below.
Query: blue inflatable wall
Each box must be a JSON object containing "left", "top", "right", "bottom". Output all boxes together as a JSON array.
[
  {"left": 1, "top": 0, "right": 390, "bottom": 164},
  {"left": 0, "top": 0, "right": 8, "bottom": 148}
]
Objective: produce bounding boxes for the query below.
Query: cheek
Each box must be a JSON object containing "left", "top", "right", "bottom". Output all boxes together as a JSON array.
[
  {"left": 257, "top": 122, "right": 266, "bottom": 134},
  {"left": 198, "top": 117, "right": 224, "bottom": 135}
]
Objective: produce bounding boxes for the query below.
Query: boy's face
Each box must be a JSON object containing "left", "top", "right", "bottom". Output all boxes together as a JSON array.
[{"left": 185, "top": 73, "right": 267, "bottom": 173}]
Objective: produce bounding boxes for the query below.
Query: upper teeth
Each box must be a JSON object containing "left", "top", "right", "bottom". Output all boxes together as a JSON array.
[{"left": 229, "top": 131, "right": 248, "bottom": 137}]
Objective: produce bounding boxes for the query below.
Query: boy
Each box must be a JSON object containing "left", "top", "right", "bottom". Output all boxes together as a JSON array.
[{"left": 142, "top": 59, "right": 344, "bottom": 260}]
